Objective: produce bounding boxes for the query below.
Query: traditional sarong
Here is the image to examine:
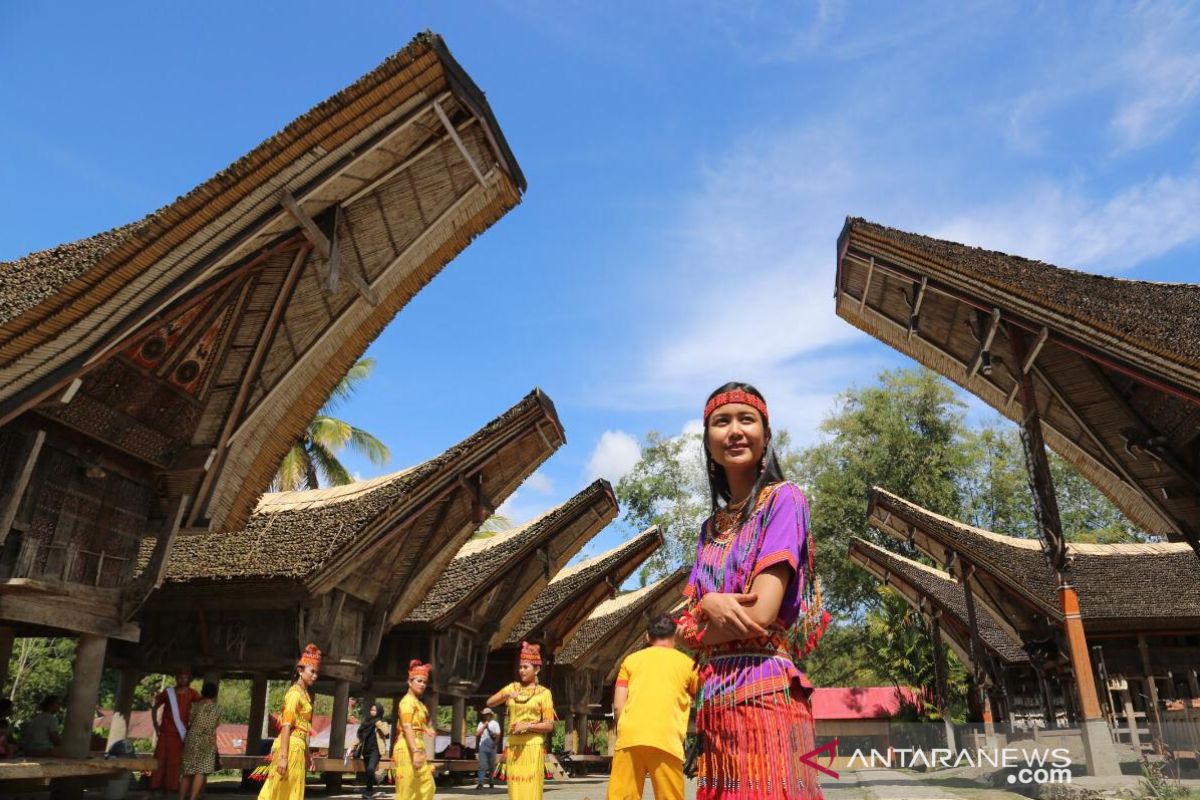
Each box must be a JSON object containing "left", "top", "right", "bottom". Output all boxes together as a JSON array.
[
  {"left": 696, "top": 690, "right": 819, "bottom": 800},
  {"left": 503, "top": 734, "right": 549, "bottom": 800},
  {"left": 257, "top": 732, "right": 308, "bottom": 800}
]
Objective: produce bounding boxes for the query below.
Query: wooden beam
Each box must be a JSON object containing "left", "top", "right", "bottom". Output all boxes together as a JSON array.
[
  {"left": 342, "top": 118, "right": 478, "bottom": 208},
  {"left": 227, "top": 172, "right": 496, "bottom": 446},
  {"left": 280, "top": 189, "right": 377, "bottom": 306},
  {"left": 859, "top": 257, "right": 875, "bottom": 313},
  {"left": 433, "top": 101, "right": 486, "bottom": 186},
  {"left": 1031, "top": 362, "right": 1180, "bottom": 537},
  {"left": 188, "top": 247, "right": 309, "bottom": 526},
  {"left": 1011, "top": 327, "right": 1069, "bottom": 572},
  {"left": 121, "top": 495, "right": 189, "bottom": 621},
  {"left": 0, "top": 430, "right": 45, "bottom": 547},
  {"left": 908, "top": 276, "right": 928, "bottom": 338},
  {"left": 1022, "top": 327, "right": 1049, "bottom": 374},
  {"left": 968, "top": 308, "right": 1001, "bottom": 379}
]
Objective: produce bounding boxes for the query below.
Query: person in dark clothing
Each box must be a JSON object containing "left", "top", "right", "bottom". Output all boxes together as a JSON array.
[{"left": 352, "top": 702, "right": 390, "bottom": 798}]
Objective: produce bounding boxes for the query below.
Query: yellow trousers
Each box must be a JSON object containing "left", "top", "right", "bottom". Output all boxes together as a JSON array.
[
  {"left": 393, "top": 746, "right": 435, "bottom": 800},
  {"left": 607, "top": 746, "right": 684, "bottom": 800},
  {"left": 257, "top": 734, "right": 308, "bottom": 800}
]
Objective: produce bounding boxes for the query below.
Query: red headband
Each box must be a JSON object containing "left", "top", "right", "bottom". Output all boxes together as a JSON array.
[
  {"left": 703, "top": 390, "right": 768, "bottom": 423},
  {"left": 298, "top": 644, "right": 322, "bottom": 669}
]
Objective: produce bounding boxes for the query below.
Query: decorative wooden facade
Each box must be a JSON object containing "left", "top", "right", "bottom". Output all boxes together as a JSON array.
[
  {"left": 379, "top": 478, "right": 619, "bottom": 699},
  {"left": 867, "top": 487, "right": 1200, "bottom": 750},
  {"left": 0, "top": 32, "right": 526, "bottom": 649},
  {"left": 475, "top": 528, "right": 663, "bottom": 700},
  {"left": 553, "top": 568, "right": 689, "bottom": 721},
  {"left": 835, "top": 218, "right": 1200, "bottom": 555},
  {"left": 109, "top": 389, "right": 562, "bottom": 685}
]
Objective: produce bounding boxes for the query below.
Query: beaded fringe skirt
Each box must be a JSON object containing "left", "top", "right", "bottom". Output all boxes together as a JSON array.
[{"left": 696, "top": 690, "right": 823, "bottom": 800}]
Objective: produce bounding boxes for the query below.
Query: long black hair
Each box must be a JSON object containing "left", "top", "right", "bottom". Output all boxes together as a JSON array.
[{"left": 702, "top": 382, "right": 787, "bottom": 526}]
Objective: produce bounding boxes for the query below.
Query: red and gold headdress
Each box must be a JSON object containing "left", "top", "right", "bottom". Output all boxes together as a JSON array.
[
  {"left": 298, "top": 644, "right": 322, "bottom": 669},
  {"left": 703, "top": 390, "right": 768, "bottom": 424},
  {"left": 519, "top": 641, "right": 542, "bottom": 666},
  {"left": 408, "top": 660, "right": 432, "bottom": 679}
]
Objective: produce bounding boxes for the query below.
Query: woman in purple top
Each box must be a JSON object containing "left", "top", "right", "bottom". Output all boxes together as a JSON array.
[{"left": 678, "top": 382, "right": 829, "bottom": 800}]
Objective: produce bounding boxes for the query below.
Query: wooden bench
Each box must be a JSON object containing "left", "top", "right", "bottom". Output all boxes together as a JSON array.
[{"left": 0, "top": 755, "right": 153, "bottom": 782}]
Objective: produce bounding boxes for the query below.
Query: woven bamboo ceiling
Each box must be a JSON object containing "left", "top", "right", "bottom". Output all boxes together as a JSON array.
[{"left": 836, "top": 218, "right": 1200, "bottom": 556}]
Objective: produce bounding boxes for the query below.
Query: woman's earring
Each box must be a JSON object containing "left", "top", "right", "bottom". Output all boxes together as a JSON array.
[
  {"left": 760, "top": 452, "right": 767, "bottom": 472},
  {"left": 707, "top": 460, "right": 716, "bottom": 478}
]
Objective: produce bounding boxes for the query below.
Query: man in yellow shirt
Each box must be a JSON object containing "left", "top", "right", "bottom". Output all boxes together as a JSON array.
[{"left": 607, "top": 615, "right": 698, "bottom": 800}]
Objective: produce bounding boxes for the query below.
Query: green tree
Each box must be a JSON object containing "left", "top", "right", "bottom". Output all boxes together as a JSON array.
[
  {"left": 799, "top": 369, "right": 970, "bottom": 617},
  {"left": 274, "top": 357, "right": 391, "bottom": 491}
]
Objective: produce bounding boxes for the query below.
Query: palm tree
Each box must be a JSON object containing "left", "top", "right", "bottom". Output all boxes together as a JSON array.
[{"left": 273, "top": 357, "right": 391, "bottom": 492}]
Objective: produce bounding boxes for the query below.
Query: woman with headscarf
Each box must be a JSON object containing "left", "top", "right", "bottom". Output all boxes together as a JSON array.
[{"left": 352, "top": 702, "right": 390, "bottom": 799}]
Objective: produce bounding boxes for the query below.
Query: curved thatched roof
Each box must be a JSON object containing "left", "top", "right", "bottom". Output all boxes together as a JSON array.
[
  {"left": 848, "top": 537, "right": 1028, "bottom": 666},
  {"left": 557, "top": 568, "right": 688, "bottom": 667},
  {"left": 868, "top": 487, "right": 1200, "bottom": 632},
  {"left": 1, "top": 32, "right": 526, "bottom": 534},
  {"left": 836, "top": 218, "right": 1200, "bottom": 550},
  {"left": 159, "top": 390, "right": 561, "bottom": 609},
  {"left": 404, "top": 479, "right": 618, "bottom": 628},
  {"left": 507, "top": 527, "right": 662, "bottom": 648}
]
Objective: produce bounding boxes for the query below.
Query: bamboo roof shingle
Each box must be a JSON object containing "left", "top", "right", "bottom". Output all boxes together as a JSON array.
[
  {"left": 1, "top": 32, "right": 526, "bottom": 535},
  {"left": 848, "top": 537, "right": 1028, "bottom": 666},
  {"left": 868, "top": 487, "right": 1200, "bottom": 633},
  {"left": 835, "top": 218, "right": 1200, "bottom": 552},
  {"left": 404, "top": 479, "right": 618, "bottom": 629},
  {"left": 506, "top": 527, "right": 662, "bottom": 648}
]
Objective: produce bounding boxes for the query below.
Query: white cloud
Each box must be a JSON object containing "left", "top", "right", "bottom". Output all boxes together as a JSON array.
[
  {"left": 522, "top": 470, "right": 554, "bottom": 494},
  {"left": 934, "top": 169, "right": 1200, "bottom": 273},
  {"left": 584, "top": 430, "right": 642, "bottom": 484}
]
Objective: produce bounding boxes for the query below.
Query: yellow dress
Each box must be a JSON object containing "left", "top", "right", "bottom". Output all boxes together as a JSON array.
[
  {"left": 393, "top": 693, "right": 435, "bottom": 800},
  {"left": 501, "top": 682, "right": 555, "bottom": 800},
  {"left": 257, "top": 685, "right": 312, "bottom": 800}
]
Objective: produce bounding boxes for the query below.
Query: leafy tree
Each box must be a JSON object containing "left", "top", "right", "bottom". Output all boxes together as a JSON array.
[{"left": 274, "top": 357, "right": 391, "bottom": 491}]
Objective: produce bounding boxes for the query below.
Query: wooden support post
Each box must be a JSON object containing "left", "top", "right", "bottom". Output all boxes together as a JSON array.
[
  {"left": 574, "top": 712, "right": 589, "bottom": 754},
  {"left": 279, "top": 189, "right": 378, "bottom": 305},
  {"left": 1120, "top": 687, "right": 1142, "bottom": 752},
  {"left": 106, "top": 668, "right": 140, "bottom": 750},
  {"left": 0, "top": 626, "right": 14, "bottom": 688},
  {"left": 324, "top": 679, "right": 351, "bottom": 791},
  {"left": 859, "top": 257, "right": 875, "bottom": 312},
  {"left": 451, "top": 696, "right": 467, "bottom": 744},
  {"left": 424, "top": 691, "right": 439, "bottom": 756},
  {"left": 0, "top": 429, "right": 44, "bottom": 547},
  {"left": 246, "top": 674, "right": 269, "bottom": 756},
  {"left": 908, "top": 277, "right": 928, "bottom": 338},
  {"left": 928, "top": 612, "right": 956, "bottom": 752},
  {"left": 1139, "top": 635, "right": 1165, "bottom": 749},
  {"left": 61, "top": 634, "right": 107, "bottom": 756}
]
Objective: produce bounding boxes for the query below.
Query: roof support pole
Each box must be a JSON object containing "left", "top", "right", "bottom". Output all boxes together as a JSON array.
[
  {"left": 927, "top": 609, "right": 957, "bottom": 752},
  {"left": 1012, "top": 327, "right": 1118, "bottom": 772},
  {"left": 1137, "top": 635, "right": 1166, "bottom": 753},
  {"left": 0, "top": 428, "right": 44, "bottom": 547}
]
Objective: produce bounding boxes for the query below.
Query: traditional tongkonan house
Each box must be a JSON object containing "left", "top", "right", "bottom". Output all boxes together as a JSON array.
[
  {"left": 0, "top": 31, "right": 524, "bottom": 787},
  {"left": 475, "top": 528, "right": 664, "bottom": 705},
  {"left": 384, "top": 478, "right": 619, "bottom": 746},
  {"left": 553, "top": 568, "right": 689, "bottom": 756},
  {"left": 835, "top": 217, "right": 1200, "bottom": 774},
  {"left": 111, "top": 390, "right": 561, "bottom": 768},
  {"left": 868, "top": 487, "right": 1200, "bottom": 762},
  {"left": 848, "top": 537, "right": 1034, "bottom": 749}
]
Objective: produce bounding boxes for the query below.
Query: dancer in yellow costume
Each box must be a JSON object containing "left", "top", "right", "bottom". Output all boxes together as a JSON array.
[
  {"left": 394, "top": 660, "right": 436, "bottom": 800},
  {"left": 486, "top": 642, "right": 556, "bottom": 800},
  {"left": 256, "top": 644, "right": 320, "bottom": 800}
]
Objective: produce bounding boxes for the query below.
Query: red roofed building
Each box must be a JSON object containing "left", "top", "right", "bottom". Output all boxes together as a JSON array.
[{"left": 811, "top": 687, "right": 926, "bottom": 765}]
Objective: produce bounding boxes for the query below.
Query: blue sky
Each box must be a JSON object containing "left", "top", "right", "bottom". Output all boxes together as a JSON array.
[{"left": 4, "top": 2, "right": 1200, "bottom": 559}]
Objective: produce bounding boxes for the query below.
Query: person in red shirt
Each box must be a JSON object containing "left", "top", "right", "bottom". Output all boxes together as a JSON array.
[{"left": 150, "top": 667, "right": 200, "bottom": 793}]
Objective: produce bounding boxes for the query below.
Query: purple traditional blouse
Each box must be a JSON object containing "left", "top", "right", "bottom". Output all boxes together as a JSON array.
[{"left": 684, "top": 481, "right": 814, "bottom": 706}]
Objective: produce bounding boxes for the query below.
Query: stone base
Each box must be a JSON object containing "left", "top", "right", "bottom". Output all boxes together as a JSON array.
[{"left": 1079, "top": 718, "right": 1122, "bottom": 777}]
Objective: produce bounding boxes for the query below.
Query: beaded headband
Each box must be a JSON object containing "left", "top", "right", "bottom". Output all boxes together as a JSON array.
[
  {"left": 703, "top": 390, "right": 768, "bottom": 424},
  {"left": 408, "top": 659, "right": 432, "bottom": 679}
]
